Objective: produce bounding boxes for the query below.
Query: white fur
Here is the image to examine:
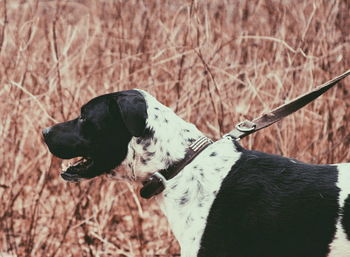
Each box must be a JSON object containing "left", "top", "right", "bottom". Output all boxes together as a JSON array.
[
  {"left": 328, "top": 163, "right": 350, "bottom": 257},
  {"left": 116, "top": 90, "right": 241, "bottom": 256},
  {"left": 157, "top": 137, "right": 240, "bottom": 257}
]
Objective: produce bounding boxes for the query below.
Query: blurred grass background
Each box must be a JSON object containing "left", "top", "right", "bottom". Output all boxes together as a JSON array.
[{"left": 1, "top": 0, "right": 350, "bottom": 256}]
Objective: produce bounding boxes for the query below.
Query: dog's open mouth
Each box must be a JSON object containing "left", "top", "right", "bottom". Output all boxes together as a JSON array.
[{"left": 61, "top": 157, "right": 94, "bottom": 182}]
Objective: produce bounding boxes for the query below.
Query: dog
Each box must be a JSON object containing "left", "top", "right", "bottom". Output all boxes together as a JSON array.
[{"left": 43, "top": 89, "right": 350, "bottom": 257}]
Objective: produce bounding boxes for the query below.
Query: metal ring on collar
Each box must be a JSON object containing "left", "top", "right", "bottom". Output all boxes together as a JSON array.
[
  {"left": 153, "top": 171, "right": 167, "bottom": 187},
  {"left": 235, "top": 120, "right": 256, "bottom": 132}
]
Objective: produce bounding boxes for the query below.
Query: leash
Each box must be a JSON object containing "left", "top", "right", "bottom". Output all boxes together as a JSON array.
[
  {"left": 140, "top": 69, "right": 350, "bottom": 199},
  {"left": 226, "top": 69, "right": 350, "bottom": 140}
]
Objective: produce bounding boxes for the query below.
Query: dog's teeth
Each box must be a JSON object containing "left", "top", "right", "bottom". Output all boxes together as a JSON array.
[{"left": 61, "top": 162, "right": 69, "bottom": 171}]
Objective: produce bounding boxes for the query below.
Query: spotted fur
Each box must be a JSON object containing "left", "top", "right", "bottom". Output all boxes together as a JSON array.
[
  {"left": 157, "top": 138, "right": 240, "bottom": 257},
  {"left": 115, "top": 90, "right": 241, "bottom": 256}
]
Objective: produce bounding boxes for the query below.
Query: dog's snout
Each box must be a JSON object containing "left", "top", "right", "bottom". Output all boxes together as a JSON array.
[{"left": 42, "top": 127, "right": 51, "bottom": 138}]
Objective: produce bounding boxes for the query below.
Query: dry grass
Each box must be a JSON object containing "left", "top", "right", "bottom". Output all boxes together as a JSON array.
[{"left": 1, "top": 0, "right": 350, "bottom": 256}]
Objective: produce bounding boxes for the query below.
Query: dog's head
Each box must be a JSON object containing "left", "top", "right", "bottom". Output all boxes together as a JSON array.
[{"left": 42, "top": 90, "right": 148, "bottom": 182}]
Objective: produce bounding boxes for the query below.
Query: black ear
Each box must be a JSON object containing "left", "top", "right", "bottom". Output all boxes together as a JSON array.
[{"left": 114, "top": 90, "right": 147, "bottom": 137}]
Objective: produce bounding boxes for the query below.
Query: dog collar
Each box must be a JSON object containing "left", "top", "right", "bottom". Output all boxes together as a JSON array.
[{"left": 140, "top": 136, "right": 213, "bottom": 199}]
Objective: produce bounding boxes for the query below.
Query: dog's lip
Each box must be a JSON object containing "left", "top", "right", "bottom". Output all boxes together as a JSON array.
[{"left": 60, "top": 157, "right": 94, "bottom": 182}]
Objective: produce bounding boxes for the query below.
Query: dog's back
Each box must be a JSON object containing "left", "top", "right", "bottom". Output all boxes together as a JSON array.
[{"left": 198, "top": 143, "right": 350, "bottom": 257}]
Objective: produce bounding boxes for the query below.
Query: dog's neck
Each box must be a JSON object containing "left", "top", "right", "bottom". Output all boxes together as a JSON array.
[
  {"left": 122, "top": 90, "right": 204, "bottom": 181},
  {"left": 117, "top": 90, "right": 242, "bottom": 256}
]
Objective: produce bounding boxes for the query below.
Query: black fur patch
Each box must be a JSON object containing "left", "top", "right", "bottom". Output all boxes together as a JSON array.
[
  {"left": 198, "top": 143, "right": 339, "bottom": 257},
  {"left": 140, "top": 157, "right": 148, "bottom": 165},
  {"left": 180, "top": 197, "right": 189, "bottom": 205}
]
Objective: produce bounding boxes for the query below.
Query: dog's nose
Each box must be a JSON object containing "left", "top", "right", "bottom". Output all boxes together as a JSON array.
[{"left": 42, "top": 127, "right": 51, "bottom": 138}]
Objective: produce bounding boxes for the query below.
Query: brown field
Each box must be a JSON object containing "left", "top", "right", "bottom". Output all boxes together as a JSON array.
[{"left": 1, "top": 0, "right": 350, "bottom": 256}]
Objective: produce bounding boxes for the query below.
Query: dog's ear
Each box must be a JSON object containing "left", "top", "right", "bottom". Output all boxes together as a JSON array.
[{"left": 113, "top": 90, "right": 147, "bottom": 137}]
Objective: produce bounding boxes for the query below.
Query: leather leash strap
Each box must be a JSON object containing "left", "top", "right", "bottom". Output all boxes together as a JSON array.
[
  {"left": 140, "top": 136, "right": 213, "bottom": 199},
  {"left": 227, "top": 69, "right": 350, "bottom": 140}
]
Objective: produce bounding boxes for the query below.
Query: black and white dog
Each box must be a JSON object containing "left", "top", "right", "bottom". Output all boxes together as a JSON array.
[{"left": 43, "top": 89, "right": 350, "bottom": 257}]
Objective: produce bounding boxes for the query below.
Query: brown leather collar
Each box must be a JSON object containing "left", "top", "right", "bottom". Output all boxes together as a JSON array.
[{"left": 140, "top": 136, "right": 213, "bottom": 199}]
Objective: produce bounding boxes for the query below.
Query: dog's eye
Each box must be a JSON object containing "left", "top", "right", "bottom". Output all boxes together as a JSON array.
[{"left": 79, "top": 116, "right": 86, "bottom": 123}]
